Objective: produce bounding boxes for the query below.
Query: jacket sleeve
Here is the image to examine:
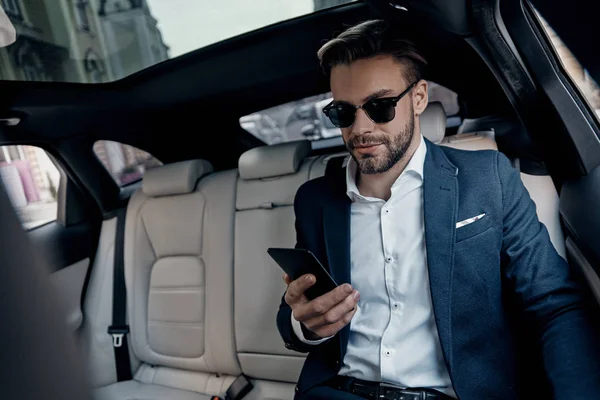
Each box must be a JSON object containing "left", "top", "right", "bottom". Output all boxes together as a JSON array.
[
  {"left": 497, "top": 152, "right": 600, "bottom": 398},
  {"left": 276, "top": 183, "right": 328, "bottom": 353}
]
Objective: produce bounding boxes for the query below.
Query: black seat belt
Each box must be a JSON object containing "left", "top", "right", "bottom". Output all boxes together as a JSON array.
[{"left": 107, "top": 205, "right": 132, "bottom": 382}]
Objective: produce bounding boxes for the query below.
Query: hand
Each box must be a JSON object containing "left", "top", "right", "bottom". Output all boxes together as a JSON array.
[{"left": 283, "top": 273, "right": 359, "bottom": 340}]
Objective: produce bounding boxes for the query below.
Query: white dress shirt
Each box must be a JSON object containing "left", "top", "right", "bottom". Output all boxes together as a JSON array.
[{"left": 291, "top": 135, "right": 456, "bottom": 397}]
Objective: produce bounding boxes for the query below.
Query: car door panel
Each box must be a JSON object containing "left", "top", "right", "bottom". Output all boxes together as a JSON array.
[
  {"left": 29, "top": 221, "right": 97, "bottom": 272},
  {"left": 49, "top": 258, "right": 90, "bottom": 331},
  {"left": 560, "top": 166, "right": 600, "bottom": 304},
  {"left": 566, "top": 238, "right": 600, "bottom": 305}
]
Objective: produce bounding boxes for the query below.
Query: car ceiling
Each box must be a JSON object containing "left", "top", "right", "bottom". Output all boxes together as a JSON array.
[{"left": 0, "top": 0, "right": 513, "bottom": 172}]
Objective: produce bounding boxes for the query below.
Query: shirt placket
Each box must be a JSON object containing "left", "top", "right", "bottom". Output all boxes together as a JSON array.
[{"left": 379, "top": 199, "right": 398, "bottom": 379}]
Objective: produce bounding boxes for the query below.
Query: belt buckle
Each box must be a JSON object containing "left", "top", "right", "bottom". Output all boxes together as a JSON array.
[{"left": 378, "top": 382, "right": 412, "bottom": 400}]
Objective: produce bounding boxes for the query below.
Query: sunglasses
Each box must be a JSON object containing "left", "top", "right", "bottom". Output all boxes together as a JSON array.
[{"left": 322, "top": 82, "right": 418, "bottom": 128}]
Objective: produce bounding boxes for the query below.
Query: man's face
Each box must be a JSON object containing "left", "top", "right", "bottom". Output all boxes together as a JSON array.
[{"left": 330, "top": 55, "right": 426, "bottom": 175}]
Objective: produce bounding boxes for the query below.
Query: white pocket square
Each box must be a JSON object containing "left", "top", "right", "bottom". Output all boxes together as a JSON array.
[{"left": 456, "top": 213, "right": 486, "bottom": 229}]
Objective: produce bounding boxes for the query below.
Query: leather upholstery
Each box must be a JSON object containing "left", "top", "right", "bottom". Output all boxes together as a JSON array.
[
  {"left": 420, "top": 101, "right": 446, "bottom": 144},
  {"left": 94, "top": 380, "right": 214, "bottom": 400},
  {"left": 133, "top": 364, "right": 236, "bottom": 395},
  {"left": 142, "top": 159, "right": 213, "bottom": 197},
  {"left": 238, "top": 140, "right": 311, "bottom": 180},
  {"left": 440, "top": 131, "right": 498, "bottom": 150},
  {"left": 126, "top": 168, "right": 240, "bottom": 374},
  {"left": 243, "top": 380, "right": 296, "bottom": 400},
  {"left": 519, "top": 173, "right": 566, "bottom": 258},
  {"left": 234, "top": 152, "right": 327, "bottom": 384},
  {"left": 94, "top": 163, "right": 241, "bottom": 399},
  {"left": 83, "top": 217, "right": 140, "bottom": 388}
]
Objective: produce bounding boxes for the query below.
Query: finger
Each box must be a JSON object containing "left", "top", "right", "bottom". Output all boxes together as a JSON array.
[
  {"left": 304, "top": 290, "right": 359, "bottom": 330},
  {"left": 321, "top": 290, "right": 360, "bottom": 325},
  {"left": 284, "top": 274, "right": 316, "bottom": 306},
  {"left": 299, "top": 283, "right": 354, "bottom": 320},
  {"left": 282, "top": 273, "right": 292, "bottom": 285},
  {"left": 313, "top": 305, "right": 358, "bottom": 338}
]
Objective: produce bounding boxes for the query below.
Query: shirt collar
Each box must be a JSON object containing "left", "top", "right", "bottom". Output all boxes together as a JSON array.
[{"left": 345, "top": 135, "right": 427, "bottom": 201}]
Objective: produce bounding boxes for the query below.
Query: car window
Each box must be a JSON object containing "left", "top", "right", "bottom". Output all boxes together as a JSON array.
[
  {"left": 239, "top": 81, "right": 461, "bottom": 147},
  {"left": 0, "top": 0, "right": 357, "bottom": 83},
  {"left": 536, "top": 11, "right": 600, "bottom": 122},
  {"left": 93, "top": 141, "right": 162, "bottom": 186},
  {"left": 0, "top": 145, "right": 60, "bottom": 229}
]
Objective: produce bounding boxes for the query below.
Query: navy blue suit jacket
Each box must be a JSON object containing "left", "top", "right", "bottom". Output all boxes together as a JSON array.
[{"left": 277, "top": 139, "right": 600, "bottom": 399}]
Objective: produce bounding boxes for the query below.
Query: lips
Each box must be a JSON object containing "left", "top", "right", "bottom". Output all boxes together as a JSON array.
[
  {"left": 354, "top": 143, "right": 382, "bottom": 154},
  {"left": 354, "top": 143, "right": 382, "bottom": 148}
]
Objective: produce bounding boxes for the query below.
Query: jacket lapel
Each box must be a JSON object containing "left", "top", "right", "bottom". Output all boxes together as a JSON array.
[
  {"left": 322, "top": 192, "right": 351, "bottom": 286},
  {"left": 423, "top": 139, "right": 459, "bottom": 377},
  {"left": 322, "top": 172, "right": 352, "bottom": 360}
]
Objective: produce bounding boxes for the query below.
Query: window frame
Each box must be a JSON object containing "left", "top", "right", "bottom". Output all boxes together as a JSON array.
[
  {"left": 528, "top": 5, "right": 600, "bottom": 129},
  {"left": 92, "top": 140, "right": 162, "bottom": 188},
  {"left": 497, "top": 0, "right": 600, "bottom": 174}
]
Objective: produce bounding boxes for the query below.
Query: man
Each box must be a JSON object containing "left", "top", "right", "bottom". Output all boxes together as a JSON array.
[{"left": 277, "top": 19, "right": 600, "bottom": 400}]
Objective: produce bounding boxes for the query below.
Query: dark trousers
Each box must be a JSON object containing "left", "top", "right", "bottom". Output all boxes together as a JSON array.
[{"left": 296, "top": 385, "right": 366, "bottom": 400}]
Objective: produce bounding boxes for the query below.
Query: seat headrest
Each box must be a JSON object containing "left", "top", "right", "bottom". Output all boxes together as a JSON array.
[
  {"left": 239, "top": 140, "right": 311, "bottom": 180},
  {"left": 420, "top": 101, "right": 446, "bottom": 144},
  {"left": 142, "top": 159, "right": 213, "bottom": 197}
]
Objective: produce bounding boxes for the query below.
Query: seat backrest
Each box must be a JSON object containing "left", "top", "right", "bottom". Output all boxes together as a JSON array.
[
  {"left": 420, "top": 101, "right": 446, "bottom": 144},
  {"left": 124, "top": 159, "right": 241, "bottom": 376},
  {"left": 233, "top": 141, "right": 326, "bottom": 383},
  {"left": 440, "top": 131, "right": 498, "bottom": 150}
]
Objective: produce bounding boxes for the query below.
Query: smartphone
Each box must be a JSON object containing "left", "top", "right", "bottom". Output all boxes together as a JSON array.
[{"left": 267, "top": 247, "right": 338, "bottom": 300}]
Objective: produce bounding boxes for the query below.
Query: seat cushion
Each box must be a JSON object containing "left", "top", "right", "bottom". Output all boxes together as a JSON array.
[
  {"left": 244, "top": 380, "right": 296, "bottom": 400},
  {"left": 94, "top": 380, "right": 213, "bottom": 400},
  {"left": 95, "top": 379, "right": 296, "bottom": 400}
]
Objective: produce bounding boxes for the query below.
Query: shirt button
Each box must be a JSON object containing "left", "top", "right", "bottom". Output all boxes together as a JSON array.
[
  {"left": 384, "top": 209, "right": 389, "bottom": 214},
  {"left": 385, "top": 256, "right": 393, "bottom": 263},
  {"left": 384, "top": 350, "right": 391, "bottom": 357}
]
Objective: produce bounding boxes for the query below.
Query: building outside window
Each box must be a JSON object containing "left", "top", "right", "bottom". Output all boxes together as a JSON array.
[
  {"left": 0, "top": 145, "right": 61, "bottom": 229},
  {"left": 84, "top": 49, "right": 105, "bottom": 83},
  {"left": 75, "top": 0, "right": 90, "bottom": 32},
  {"left": 1, "top": 0, "right": 23, "bottom": 19}
]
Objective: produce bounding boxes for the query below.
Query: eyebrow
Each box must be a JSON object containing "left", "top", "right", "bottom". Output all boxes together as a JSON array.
[
  {"left": 361, "top": 89, "right": 394, "bottom": 104},
  {"left": 333, "top": 89, "right": 394, "bottom": 106}
]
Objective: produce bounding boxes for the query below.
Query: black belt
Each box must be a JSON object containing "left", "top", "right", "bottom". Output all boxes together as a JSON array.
[{"left": 327, "top": 376, "right": 453, "bottom": 400}]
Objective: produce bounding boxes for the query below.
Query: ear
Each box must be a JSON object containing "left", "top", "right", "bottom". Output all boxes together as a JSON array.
[{"left": 412, "top": 80, "right": 428, "bottom": 116}]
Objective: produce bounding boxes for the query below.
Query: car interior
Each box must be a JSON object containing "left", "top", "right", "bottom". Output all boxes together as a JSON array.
[{"left": 1, "top": 0, "right": 600, "bottom": 399}]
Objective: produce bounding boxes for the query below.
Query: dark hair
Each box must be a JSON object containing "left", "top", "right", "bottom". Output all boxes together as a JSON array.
[{"left": 317, "top": 19, "right": 427, "bottom": 84}]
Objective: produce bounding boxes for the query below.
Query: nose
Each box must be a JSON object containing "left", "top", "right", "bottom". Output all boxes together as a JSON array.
[{"left": 350, "top": 108, "right": 374, "bottom": 137}]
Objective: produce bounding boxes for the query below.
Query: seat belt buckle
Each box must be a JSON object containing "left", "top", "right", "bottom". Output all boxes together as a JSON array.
[
  {"left": 107, "top": 325, "right": 129, "bottom": 348},
  {"left": 225, "top": 374, "right": 253, "bottom": 400}
]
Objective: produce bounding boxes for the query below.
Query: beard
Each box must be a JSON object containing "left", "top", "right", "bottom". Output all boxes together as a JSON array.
[{"left": 346, "top": 111, "right": 415, "bottom": 175}]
